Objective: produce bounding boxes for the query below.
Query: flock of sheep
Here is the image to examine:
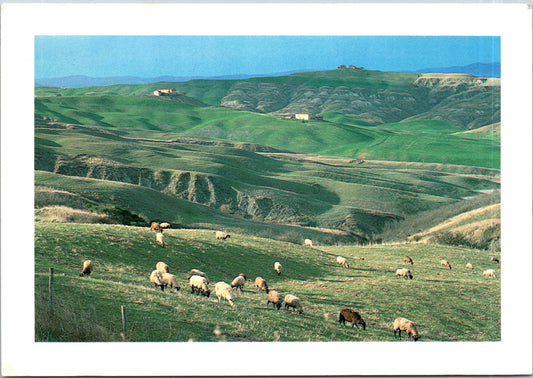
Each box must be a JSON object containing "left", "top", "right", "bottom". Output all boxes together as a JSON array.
[{"left": 77, "top": 222, "right": 499, "bottom": 341}]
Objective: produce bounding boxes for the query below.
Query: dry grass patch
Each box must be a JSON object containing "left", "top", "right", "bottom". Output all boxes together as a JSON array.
[{"left": 35, "top": 205, "right": 109, "bottom": 224}]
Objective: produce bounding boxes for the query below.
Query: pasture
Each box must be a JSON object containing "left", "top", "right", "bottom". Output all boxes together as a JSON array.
[{"left": 35, "top": 222, "right": 500, "bottom": 342}]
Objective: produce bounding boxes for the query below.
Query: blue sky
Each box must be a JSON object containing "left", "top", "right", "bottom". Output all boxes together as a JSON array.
[{"left": 35, "top": 36, "right": 500, "bottom": 79}]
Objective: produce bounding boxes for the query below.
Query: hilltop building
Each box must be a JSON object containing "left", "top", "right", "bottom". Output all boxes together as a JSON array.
[
  {"left": 337, "top": 65, "right": 364, "bottom": 70},
  {"left": 153, "top": 88, "right": 176, "bottom": 96},
  {"left": 285, "top": 113, "right": 324, "bottom": 121}
]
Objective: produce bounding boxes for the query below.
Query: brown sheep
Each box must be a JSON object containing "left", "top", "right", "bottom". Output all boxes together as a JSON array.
[
  {"left": 404, "top": 255, "right": 414, "bottom": 265},
  {"left": 393, "top": 317, "right": 420, "bottom": 341},
  {"left": 491, "top": 257, "right": 500, "bottom": 263},
  {"left": 267, "top": 290, "right": 283, "bottom": 310},
  {"left": 150, "top": 222, "right": 162, "bottom": 231},
  {"left": 254, "top": 277, "right": 269, "bottom": 293},
  {"left": 79, "top": 260, "right": 92, "bottom": 277},
  {"left": 339, "top": 308, "right": 366, "bottom": 330}
]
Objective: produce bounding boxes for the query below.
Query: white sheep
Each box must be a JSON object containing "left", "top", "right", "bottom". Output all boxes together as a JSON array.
[
  {"left": 156, "top": 231, "right": 165, "bottom": 247},
  {"left": 267, "top": 290, "right": 283, "bottom": 310},
  {"left": 150, "top": 270, "right": 165, "bottom": 291},
  {"left": 393, "top": 317, "right": 420, "bottom": 341},
  {"left": 188, "top": 268, "right": 209, "bottom": 283},
  {"left": 79, "top": 260, "right": 92, "bottom": 277},
  {"left": 284, "top": 294, "right": 303, "bottom": 313},
  {"left": 159, "top": 222, "right": 171, "bottom": 229},
  {"left": 215, "top": 281, "right": 235, "bottom": 306},
  {"left": 395, "top": 268, "right": 413, "bottom": 279},
  {"left": 466, "top": 263, "right": 473, "bottom": 269},
  {"left": 304, "top": 238, "right": 313, "bottom": 247},
  {"left": 254, "top": 277, "right": 269, "bottom": 293},
  {"left": 274, "top": 261, "right": 283, "bottom": 276},
  {"left": 230, "top": 275, "right": 245, "bottom": 291},
  {"left": 161, "top": 273, "right": 180, "bottom": 291},
  {"left": 483, "top": 269, "right": 497, "bottom": 278},
  {"left": 189, "top": 275, "right": 211, "bottom": 297},
  {"left": 215, "top": 231, "right": 231, "bottom": 240},
  {"left": 156, "top": 261, "right": 169, "bottom": 273},
  {"left": 336, "top": 256, "right": 350, "bottom": 269},
  {"left": 440, "top": 260, "right": 452, "bottom": 269}
]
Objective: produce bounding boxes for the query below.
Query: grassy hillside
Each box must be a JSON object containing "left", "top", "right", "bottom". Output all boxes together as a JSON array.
[
  {"left": 35, "top": 121, "right": 499, "bottom": 243},
  {"left": 35, "top": 69, "right": 500, "bottom": 130},
  {"left": 35, "top": 222, "right": 500, "bottom": 342},
  {"left": 35, "top": 94, "right": 500, "bottom": 168}
]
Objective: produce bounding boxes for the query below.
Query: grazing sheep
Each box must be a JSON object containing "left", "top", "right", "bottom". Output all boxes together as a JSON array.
[
  {"left": 284, "top": 294, "right": 303, "bottom": 314},
  {"left": 304, "top": 238, "right": 313, "bottom": 247},
  {"left": 159, "top": 222, "right": 171, "bottom": 229},
  {"left": 215, "top": 231, "right": 231, "bottom": 240},
  {"left": 79, "top": 260, "right": 93, "bottom": 277},
  {"left": 188, "top": 269, "right": 209, "bottom": 283},
  {"left": 215, "top": 282, "right": 235, "bottom": 306},
  {"left": 150, "top": 270, "right": 165, "bottom": 291},
  {"left": 483, "top": 269, "right": 497, "bottom": 278},
  {"left": 491, "top": 257, "right": 500, "bottom": 263},
  {"left": 156, "top": 231, "right": 165, "bottom": 247},
  {"left": 156, "top": 261, "right": 169, "bottom": 274},
  {"left": 150, "top": 221, "right": 162, "bottom": 231},
  {"left": 230, "top": 275, "right": 245, "bottom": 291},
  {"left": 466, "top": 263, "right": 473, "bottom": 269},
  {"left": 336, "top": 256, "right": 350, "bottom": 269},
  {"left": 161, "top": 273, "right": 180, "bottom": 291},
  {"left": 267, "top": 290, "right": 283, "bottom": 310},
  {"left": 440, "top": 260, "right": 452, "bottom": 269},
  {"left": 339, "top": 308, "right": 366, "bottom": 330},
  {"left": 274, "top": 262, "right": 282, "bottom": 276},
  {"left": 254, "top": 277, "right": 269, "bottom": 293},
  {"left": 395, "top": 268, "right": 413, "bottom": 279},
  {"left": 189, "top": 275, "right": 211, "bottom": 297},
  {"left": 393, "top": 317, "right": 420, "bottom": 341},
  {"left": 404, "top": 256, "right": 414, "bottom": 265}
]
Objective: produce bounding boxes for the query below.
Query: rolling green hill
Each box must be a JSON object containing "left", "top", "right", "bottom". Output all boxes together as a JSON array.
[
  {"left": 35, "top": 222, "right": 501, "bottom": 342},
  {"left": 35, "top": 97, "right": 500, "bottom": 169},
  {"left": 34, "top": 69, "right": 502, "bottom": 343},
  {"left": 36, "top": 69, "right": 500, "bottom": 129},
  {"left": 35, "top": 120, "right": 499, "bottom": 243}
]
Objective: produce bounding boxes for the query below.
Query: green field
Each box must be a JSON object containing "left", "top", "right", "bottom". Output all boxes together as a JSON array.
[
  {"left": 34, "top": 69, "right": 501, "bottom": 343},
  {"left": 35, "top": 95, "right": 500, "bottom": 168},
  {"left": 35, "top": 222, "right": 500, "bottom": 342}
]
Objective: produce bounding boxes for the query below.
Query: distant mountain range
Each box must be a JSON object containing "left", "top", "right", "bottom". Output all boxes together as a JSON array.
[
  {"left": 35, "top": 62, "right": 500, "bottom": 89},
  {"left": 34, "top": 71, "right": 303, "bottom": 88}
]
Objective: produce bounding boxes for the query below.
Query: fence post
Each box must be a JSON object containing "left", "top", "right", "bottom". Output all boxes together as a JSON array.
[
  {"left": 121, "top": 305, "right": 128, "bottom": 340},
  {"left": 48, "top": 267, "right": 54, "bottom": 313}
]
